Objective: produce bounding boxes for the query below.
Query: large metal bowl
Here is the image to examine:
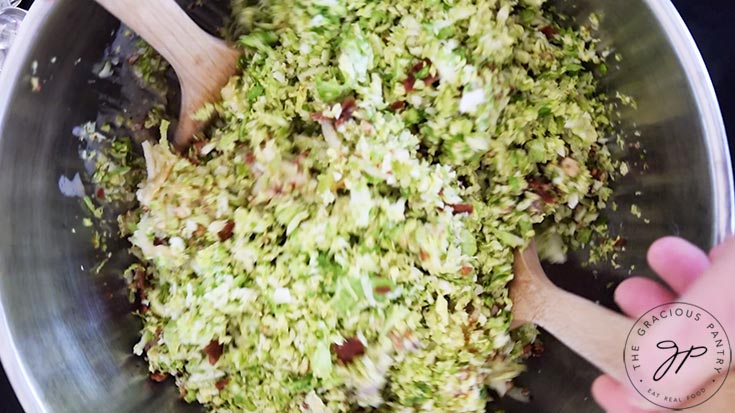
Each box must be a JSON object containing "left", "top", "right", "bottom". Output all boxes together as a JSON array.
[{"left": 0, "top": 0, "right": 732, "bottom": 412}]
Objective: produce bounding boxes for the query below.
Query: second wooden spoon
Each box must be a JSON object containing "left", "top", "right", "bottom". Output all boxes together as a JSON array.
[{"left": 512, "top": 241, "right": 734, "bottom": 412}]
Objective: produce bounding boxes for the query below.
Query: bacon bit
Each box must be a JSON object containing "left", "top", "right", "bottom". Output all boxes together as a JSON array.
[
  {"left": 332, "top": 337, "right": 365, "bottom": 364},
  {"left": 419, "top": 249, "right": 429, "bottom": 261},
  {"left": 335, "top": 97, "right": 357, "bottom": 128},
  {"left": 139, "top": 304, "right": 149, "bottom": 314},
  {"left": 217, "top": 220, "right": 235, "bottom": 242},
  {"left": 145, "top": 327, "right": 163, "bottom": 352},
  {"left": 150, "top": 372, "right": 168, "bottom": 382},
  {"left": 135, "top": 269, "right": 147, "bottom": 297},
  {"left": 403, "top": 75, "right": 416, "bottom": 93},
  {"left": 127, "top": 54, "right": 140, "bottom": 66},
  {"left": 460, "top": 265, "right": 473, "bottom": 276},
  {"left": 375, "top": 285, "right": 392, "bottom": 295},
  {"left": 540, "top": 25, "right": 558, "bottom": 39},
  {"left": 215, "top": 378, "right": 229, "bottom": 391},
  {"left": 404, "top": 59, "right": 440, "bottom": 93},
  {"left": 590, "top": 167, "right": 608, "bottom": 182},
  {"left": 95, "top": 187, "right": 105, "bottom": 199},
  {"left": 244, "top": 152, "right": 256, "bottom": 165},
  {"left": 390, "top": 101, "right": 406, "bottom": 111},
  {"left": 153, "top": 237, "right": 167, "bottom": 246},
  {"left": 310, "top": 111, "right": 332, "bottom": 122},
  {"left": 527, "top": 177, "right": 557, "bottom": 204},
  {"left": 204, "top": 340, "right": 224, "bottom": 365},
  {"left": 414, "top": 59, "right": 439, "bottom": 84},
  {"left": 448, "top": 203, "right": 474, "bottom": 215},
  {"left": 614, "top": 237, "right": 628, "bottom": 248}
]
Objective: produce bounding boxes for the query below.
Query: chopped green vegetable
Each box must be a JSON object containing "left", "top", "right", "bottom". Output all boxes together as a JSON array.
[{"left": 89, "top": 0, "right": 624, "bottom": 412}]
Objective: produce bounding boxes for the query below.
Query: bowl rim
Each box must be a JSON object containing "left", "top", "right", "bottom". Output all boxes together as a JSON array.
[{"left": 0, "top": 1, "right": 732, "bottom": 412}]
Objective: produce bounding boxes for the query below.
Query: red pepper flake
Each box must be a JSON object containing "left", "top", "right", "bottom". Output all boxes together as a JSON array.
[
  {"left": 215, "top": 378, "right": 229, "bottom": 391},
  {"left": 527, "top": 177, "right": 557, "bottom": 204},
  {"left": 390, "top": 101, "right": 406, "bottom": 111},
  {"left": 204, "top": 340, "right": 224, "bottom": 365},
  {"left": 139, "top": 304, "right": 149, "bottom": 314},
  {"left": 150, "top": 372, "right": 168, "bottom": 382},
  {"left": 217, "top": 220, "right": 235, "bottom": 242},
  {"left": 419, "top": 249, "right": 429, "bottom": 261},
  {"left": 335, "top": 97, "right": 357, "bottom": 128},
  {"left": 95, "top": 187, "right": 105, "bottom": 199},
  {"left": 331, "top": 337, "right": 366, "bottom": 364},
  {"left": 153, "top": 237, "right": 167, "bottom": 246},
  {"left": 375, "top": 285, "right": 392, "bottom": 295},
  {"left": 540, "top": 25, "right": 559, "bottom": 39},
  {"left": 448, "top": 203, "right": 474, "bottom": 215}
]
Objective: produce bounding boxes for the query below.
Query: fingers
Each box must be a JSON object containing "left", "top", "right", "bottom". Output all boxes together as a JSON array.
[
  {"left": 614, "top": 277, "right": 676, "bottom": 318},
  {"left": 709, "top": 236, "right": 735, "bottom": 262},
  {"left": 647, "top": 237, "right": 710, "bottom": 294},
  {"left": 591, "top": 376, "right": 663, "bottom": 413}
]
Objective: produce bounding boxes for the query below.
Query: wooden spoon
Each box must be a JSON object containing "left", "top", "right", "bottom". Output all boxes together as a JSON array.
[
  {"left": 511, "top": 241, "right": 631, "bottom": 383},
  {"left": 95, "top": 0, "right": 240, "bottom": 150},
  {"left": 511, "top": 241, "right": 734, "bottom": 412}
]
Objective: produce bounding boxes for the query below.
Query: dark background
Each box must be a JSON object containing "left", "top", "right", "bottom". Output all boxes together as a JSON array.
[{"left": 1, "top": 0, "right": 734, "bottom": 412}]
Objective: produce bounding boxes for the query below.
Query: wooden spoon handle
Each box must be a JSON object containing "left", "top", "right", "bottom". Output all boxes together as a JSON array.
[
  {"left": 95, "top": 0, "right": 218, "bottom": 75},
  {"left": 94, "top": 0, "right": 238, "bottom": 111},
  {"left": 534, "top": 286, "right": 632, "bottom": 383}
]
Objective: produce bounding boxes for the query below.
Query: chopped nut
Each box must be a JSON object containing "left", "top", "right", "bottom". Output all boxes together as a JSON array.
[{"left": 561, "top": 157, "right": 580, "bottom": 178}]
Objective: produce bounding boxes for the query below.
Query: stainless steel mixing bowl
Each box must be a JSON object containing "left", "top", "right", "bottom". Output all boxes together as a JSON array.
[{"left": 0, "top": 0, "right": 732, "bottom": 412}]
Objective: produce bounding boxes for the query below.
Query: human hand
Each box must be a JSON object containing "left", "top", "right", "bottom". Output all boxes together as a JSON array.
[{"left": 591, "top": 236, "right": 735, "bottom": 412}]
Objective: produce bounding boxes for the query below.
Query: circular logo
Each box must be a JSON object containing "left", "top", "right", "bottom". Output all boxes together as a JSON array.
[{"left": 624, "top": 302, "right": 732, "bottom": 410}]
